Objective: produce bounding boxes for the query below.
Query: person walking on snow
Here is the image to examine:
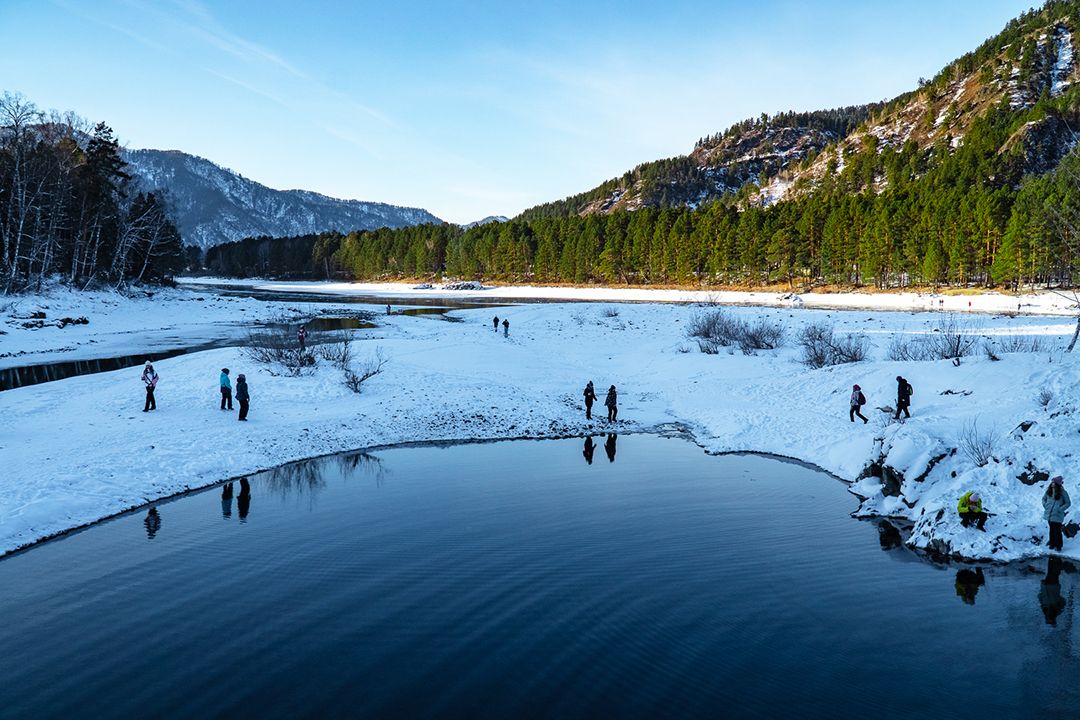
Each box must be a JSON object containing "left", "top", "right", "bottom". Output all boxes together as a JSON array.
[
  {"left": 1043, "top": 476, "right": 1071, "bottom": 551},
  {"left": 493, "top": 315, "right": 499, "bottom": 332},
  {"left": 958, "top": 491, "right": 987, "bottom": 530},
  {"left": 605, "top": 385, "right": 618, "bottom": 422},
  {"left": 220, "top": 368, "right": 233, "bottom": 410},
  {"left": 583, "top": 381, "right": 598, "bottom": 420},
  {"left": 849, "top": 384, "right": 868, "bottom": 424},
  {"left": 894, "top": 376, "right": 912, "bottom": 419},
  {"left": 502, "top": 318, "right": 509, "bottom": 337},
  {"left": 297, "top": 325, "right": 307, "bottom": 353},
  {"left": 236, "top": 373, "right": 250, "bottom": 421},
  {"left": 141, "top": 361, "right": 158, "bottom": 412}
]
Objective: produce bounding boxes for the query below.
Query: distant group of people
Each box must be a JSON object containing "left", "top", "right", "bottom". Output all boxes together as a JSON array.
[
  {"left": 492, "top": 315, "right": 510, "bottom": 337},
  {"left": 138, "top": 361, "right": 252, "bottom": 421},
  {"left": 583, "top": 381, "right": 618, "bottom": 422},
  {"left": 847, "top": 376, "right": 914, "bottom": 424}
]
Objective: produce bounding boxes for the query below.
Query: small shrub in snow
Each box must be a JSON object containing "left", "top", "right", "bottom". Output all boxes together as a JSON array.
[
  {"left": 993, "top": 334, "right": 1047, "bottom": 354},
  {"left": 602, "top": 307, "right": 620, "bottom": 318},
  {"left": 245, "top": 326, "right": 313, "bottom": 376},
  {"left": 686, "top": 309, "right": 784, "bottom": 355},
  {"left": 1037, "top": 388, "right": 1054, "bottom": 407},
  {"left": 982, "top": 341, "right": 1001, "bottom": 362},
  {"left": 316, "top": 331, "right": 352, "bottom": 370},
  {"left": 798, "top": 322, "right": 870, "bottom": 368},
  {"left": 886, "top": 334, "right": 936, "bottom": 362},
  {"left": 929, "top": 314, "right": 980, "bottom": 361},
  {"left": 343, "top": 348, "right": 388, "bottom": 394},
  {"left": 958, "top": 418, "right": 999, "bottom": 468}
]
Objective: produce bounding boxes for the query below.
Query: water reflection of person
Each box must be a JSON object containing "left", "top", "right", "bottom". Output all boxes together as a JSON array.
[
  {"left": 583, "top": 436, "right": 596, "bottom": 465},
  {"left": 605, "top": 434, "right": 617, "bottom": 463},
  {"left": 954, "top": 567, "right": 985, "bottom": 605},
  {"left": 221, "top": 482, "right": 234, "bottom": 519},
  {"left": 144, "top": 507, "right": 162, "bottom": 539},
  {"left": 877, "top": 520, "right": 903, "bottom": 551},
  {"left": 1040, "top": 556, "right": 1067, "bottom": 626},
  {"left": 238, "top": 478, "right": 251, "bottom": 522}
]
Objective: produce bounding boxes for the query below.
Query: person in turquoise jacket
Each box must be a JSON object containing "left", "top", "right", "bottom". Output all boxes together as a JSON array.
[
  {"left": 958, "top": 491, "right": 987, "bottom": 530},
  {"left": 1042, "top": 476, "right": 1071, "bottom": 551},
  {"left": 219, "top": 368, "right": 233, "bottom": 410}
]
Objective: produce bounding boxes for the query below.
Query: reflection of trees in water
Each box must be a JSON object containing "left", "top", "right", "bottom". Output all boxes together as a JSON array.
[{"left": 260, "top": 451, "right": 387, "bottom": 508}]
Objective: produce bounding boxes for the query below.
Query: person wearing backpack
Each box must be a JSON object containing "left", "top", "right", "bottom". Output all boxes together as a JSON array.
[
  {"left": 894, "top": 376, "right": 912, "bottom": 419},
  {"left": 849, "top": 384, "right": 868, "bottom": 423}
]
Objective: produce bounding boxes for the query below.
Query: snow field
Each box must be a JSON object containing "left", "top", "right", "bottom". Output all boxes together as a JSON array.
[{"left": 2, "top": 285, "right": 1080, "bottom": 562}]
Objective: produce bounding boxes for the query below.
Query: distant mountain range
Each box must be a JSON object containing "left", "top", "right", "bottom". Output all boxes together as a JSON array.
[
  {"left": 124, "top": 149, "right": 441, "bottom": 250},
  {"left": 462, "top": 215, "right": 509, "bottom": 229}
]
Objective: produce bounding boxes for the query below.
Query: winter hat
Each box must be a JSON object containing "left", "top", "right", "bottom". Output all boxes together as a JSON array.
[
  {"left": 1052, "top": 476, "right": 1065, "bottom": 486},
  {"left": 145, "top": 360, "right": 152, "bottom": 367},
  {"left": 970, "top": 493, "right": 981, "bottom": 503},
  {"left": 896, "top": 375, "right": 903, "bottom": 382},
  {"left": 222, "top": 368, "right": 229, "bottom": 374},
  {"left": 853, "top": 384, "right": 861, "bottom": 390},
  {"left": 237, "top": 374, "right": 246, "bottom": 381}
]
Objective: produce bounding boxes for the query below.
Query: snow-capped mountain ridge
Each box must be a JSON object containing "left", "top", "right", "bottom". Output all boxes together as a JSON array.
[{"left": 124, "top": 148, "right": 441, "bottom": 250}]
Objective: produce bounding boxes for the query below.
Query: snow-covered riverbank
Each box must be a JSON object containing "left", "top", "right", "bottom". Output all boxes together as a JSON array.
[{"left": 3, "top": 283, "right": 1079, "bottom": 561}]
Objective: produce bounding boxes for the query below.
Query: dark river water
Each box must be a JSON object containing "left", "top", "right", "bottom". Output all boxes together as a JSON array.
[{"left": 0, "top": 435, "right": 1076, "bottom": 719}]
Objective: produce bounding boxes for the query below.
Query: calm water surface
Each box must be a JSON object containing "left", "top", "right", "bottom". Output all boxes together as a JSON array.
[{"left": 0, "top": 436, "right": 1076, "bottom": 719}]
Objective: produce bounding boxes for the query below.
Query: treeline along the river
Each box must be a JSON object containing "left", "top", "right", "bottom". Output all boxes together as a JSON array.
[
  {"left": 0, "top": 93, "right": 184, "bottom": 292},
  {"left": 209, "top": 109, "right": 1080, "bottom": 289}
]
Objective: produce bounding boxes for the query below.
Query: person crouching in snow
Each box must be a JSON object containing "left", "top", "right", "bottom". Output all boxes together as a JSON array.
[
  {"left": 1043, "top": 476, "right": 1071, "bottom": 551},
  {"left": 849, "top": 384, "right": 868, "bottom": 424},
  {"left": 605, "top": 385, "right": 618, "bottom": 422},
  {"left": 236, "top": 373, "right": 250, "bottom": 421},
  {"left": 141, "top": 361, "right": 158, "bottom": 412},
  {"left": 220, "top": 368, "right": 233, "bottom": 410},
  {"left": 958, "top": 491, "right": 987, "bottom": 530}
]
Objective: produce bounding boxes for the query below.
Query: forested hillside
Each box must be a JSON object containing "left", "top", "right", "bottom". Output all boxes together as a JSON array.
[
  {"left": 211, "top": 0, "right": 1080, "bottom": 290},
  {"left": 0, "top": 94, "right": 183, "bottom": 292}
]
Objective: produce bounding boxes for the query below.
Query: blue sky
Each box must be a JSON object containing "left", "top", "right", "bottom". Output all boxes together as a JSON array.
[{"left": 0, "top": 0, "right": 1037, "bottom": 223}]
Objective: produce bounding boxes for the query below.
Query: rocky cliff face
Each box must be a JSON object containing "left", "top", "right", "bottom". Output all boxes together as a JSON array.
[{"left": 124, "top": 149, "right": 441, "bottom": 249}]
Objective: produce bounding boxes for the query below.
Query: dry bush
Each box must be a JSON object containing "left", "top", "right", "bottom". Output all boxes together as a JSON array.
[
  {"left": 245, "top": 326, "right": 314, "bottom": 376},
  {"left": 959, "top": 418, "right": 999, "bottom": 467},
  {"left": 343, "top": 348, "right": 388, "bottom": 394},
  {"left": 929, "top": 314, "right": 980, "bottom": 361},
  {"left": 886, "top": 334, "right": 936, "bottom": 362},
  {"left": 1037, "top": 388, "right": 1054, "bottom": 407},
  {"left": 798, "top": 322, "right": 870, "bottom": 368},
  {"left": 316, "top": 331, "right": 352, "bottom": 370},
  {"left": 686, "top": 309, "right": 785, "bottom": 355}
]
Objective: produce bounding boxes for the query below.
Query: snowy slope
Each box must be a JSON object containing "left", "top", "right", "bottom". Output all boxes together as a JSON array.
[
  {"left": 3, "top": 285, "right": 1080, "bottom": 563},
  {"left": 124, "top": 149, "right": 442, "bottom": 249}
]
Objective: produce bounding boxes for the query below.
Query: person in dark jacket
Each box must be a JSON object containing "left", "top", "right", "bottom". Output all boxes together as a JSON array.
[
  {"left": 605, "top": 385, "right": 618, "bottom": 422},
  {"left": 236, "top": 373, "right": 250, "bottom": 421},
  {"left": 583, "top": 436, "right": 596, "bottom": 465},
  {"left": 1042, "top": 476, "right": 1071, "bottom": 551},
  {"left": 894, "top": 376, "right": 912, "bottom": 419},
  {"left": 297, "top": 325, "right": 307, "bottom": 352},
  {"left": 849, "top": 383, "right": 868, "bottom": 423},
  {"left": 583, "top": 381, "right": 598, "bottom": 419},
  {"left": 141, "top": 361, "right": 158, "bottom": 412},
  {"left": 493, "top": 315, "right": 499, "bottom": 331},
  {"left": 220, "top": 368, "right": 233, "bottom": 410},
  {"left": 605, "top": 433, "right": 617, "bottom": 463},
  {"left": 502, "top": 318, "right": 509, "bottom": 337}
]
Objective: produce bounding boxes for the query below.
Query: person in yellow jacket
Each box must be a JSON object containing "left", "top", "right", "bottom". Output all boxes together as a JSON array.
[{"left": 958, "top": 491, "right": 987, "bottom": 530}]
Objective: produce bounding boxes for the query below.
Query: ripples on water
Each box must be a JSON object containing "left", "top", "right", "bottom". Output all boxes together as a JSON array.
[{"left": 0, "top": 435, "right": 1077, "bottom": 719}]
